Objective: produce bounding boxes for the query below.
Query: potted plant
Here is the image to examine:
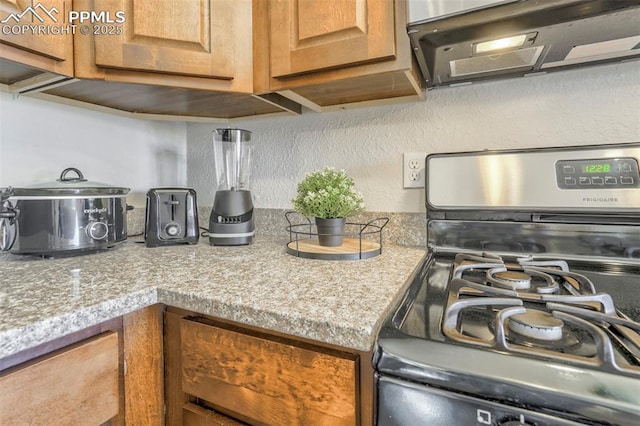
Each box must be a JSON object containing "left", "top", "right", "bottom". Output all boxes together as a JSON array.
[{"left": 292, "top": 167, "right": 364, "bottom": 246}]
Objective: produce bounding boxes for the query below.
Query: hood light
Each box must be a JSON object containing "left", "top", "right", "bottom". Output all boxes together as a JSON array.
[{"left": 475, "top": 34, "right": 528, "bottom": 54}]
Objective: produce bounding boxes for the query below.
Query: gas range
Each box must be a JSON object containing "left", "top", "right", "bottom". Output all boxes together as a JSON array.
[{"left": 374, "top": 143, "right": 640, "bottom": 425}]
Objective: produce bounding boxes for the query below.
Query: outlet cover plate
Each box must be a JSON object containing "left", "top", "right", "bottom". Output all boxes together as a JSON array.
[{"left": 403, "top": 152, "right": 426, "bottom": 189}]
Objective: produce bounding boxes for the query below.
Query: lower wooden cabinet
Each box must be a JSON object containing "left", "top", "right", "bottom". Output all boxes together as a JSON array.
[
  {"left": 0, "top": 332, "right": 120, "bottom": 425},
  {"left": 0, "top": 304, "right": 164, "bottom": 426},
  {"left": 182, "top": 317, "right": 358, "bottom": 425},
  {"left": 0, "top": 304, "right": 372, "bottom": 426},
  {"left": 165, "top": 307, "right": 373, "bottom": 426}
]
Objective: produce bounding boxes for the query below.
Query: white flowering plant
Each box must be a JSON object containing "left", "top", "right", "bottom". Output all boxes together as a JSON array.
[{"left": 292, "top": 167, "right": 365, "bottom": 219}]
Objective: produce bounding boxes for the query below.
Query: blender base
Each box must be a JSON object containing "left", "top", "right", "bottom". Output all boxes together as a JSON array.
[
  {"left": 208, "top": 190, "right": 255, "bottom": 246},
  {"left": 208, "top": 219, "right": 255, "bottom": 245}
]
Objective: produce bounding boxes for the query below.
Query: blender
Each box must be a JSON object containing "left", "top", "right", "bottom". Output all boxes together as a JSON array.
[{"left": 209, "top": 128, "right": 255, "bottom": 245}]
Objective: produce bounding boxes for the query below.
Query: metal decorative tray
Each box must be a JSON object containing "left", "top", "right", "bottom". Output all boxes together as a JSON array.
[{"left": 284, "top": 212, "right": 389, "bottom": 260}]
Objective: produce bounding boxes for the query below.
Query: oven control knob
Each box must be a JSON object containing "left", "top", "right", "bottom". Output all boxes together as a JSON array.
[{"left": 87, "top": 221, "right": 109, "bottom": 241}]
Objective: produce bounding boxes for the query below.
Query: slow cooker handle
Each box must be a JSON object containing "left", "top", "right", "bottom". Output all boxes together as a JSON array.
[
  {"left": 58, "top": 167, "right": 87, "bottom": 182},
  {"left": 0, "top": 189, "right": 17, "bottom": 251},
  {"left": 0, "top": 217, "right": 16, "bottom": 252}
]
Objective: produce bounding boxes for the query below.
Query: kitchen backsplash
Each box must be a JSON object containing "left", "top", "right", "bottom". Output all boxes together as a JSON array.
[
  {"left": 251, "top": 208, "right": 426, "bottom": 247},
  {"left": 0, "top": 92, "right": 187, "bottom": 205},
  {"left": 187, "top": 61, "right": 640, "bottom": 214},
  {"left": 127, "top": 207, "right": 426, "bottom": 247}
]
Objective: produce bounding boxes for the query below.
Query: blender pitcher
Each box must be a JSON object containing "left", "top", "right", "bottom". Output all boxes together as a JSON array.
[{"left": 209, "top": 128, "right": 255, "bottom": 245}]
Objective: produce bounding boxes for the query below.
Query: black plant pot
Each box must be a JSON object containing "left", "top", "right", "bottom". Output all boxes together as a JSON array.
[{"left": 315, "top": 217, "right": 346, "bottom": 247}]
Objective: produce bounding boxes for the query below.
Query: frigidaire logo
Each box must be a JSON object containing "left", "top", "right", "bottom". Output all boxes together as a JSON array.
[
  {"left": 583, "top": 197, "right": 619, "bottom": 203},
  {"left": 84, "top": 207, "right": 107, "bottom": 214}
]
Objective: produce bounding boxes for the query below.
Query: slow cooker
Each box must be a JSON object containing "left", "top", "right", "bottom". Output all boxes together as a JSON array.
[{"left": 0, "top": 168, "right": 130, "bottom": 256}]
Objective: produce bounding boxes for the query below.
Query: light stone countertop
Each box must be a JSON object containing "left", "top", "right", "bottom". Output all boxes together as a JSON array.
[{"left": 0, "top": 236, "right": 425, "bottom": 359}]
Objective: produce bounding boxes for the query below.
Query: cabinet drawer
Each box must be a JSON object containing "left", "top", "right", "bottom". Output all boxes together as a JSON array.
[
  {"left": 0, "top": 331, "right": 119, "bottom": 425},
  {"left": 181, "top": 318, "right": 358, "bottom": 425},
  {"left": 183, "top": 401, "right": 245, "bottom": 426}
]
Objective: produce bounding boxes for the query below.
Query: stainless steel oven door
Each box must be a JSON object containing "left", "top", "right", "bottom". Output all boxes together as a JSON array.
[{"left": 377, "top": 374, "right": 584, "bottom": 426}]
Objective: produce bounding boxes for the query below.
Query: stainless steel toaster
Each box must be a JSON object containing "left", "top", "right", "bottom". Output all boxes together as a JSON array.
[{"left": 145, "top": 188, "right": 199, "bottom": 247}]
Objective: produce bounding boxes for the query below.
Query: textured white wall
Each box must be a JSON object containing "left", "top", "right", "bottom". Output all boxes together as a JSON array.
[
  {"left": 188, "top": 62, "right": 640, "bottom": 212},
  {"left": 0, "top": 92, "right": 187, "bottom": 206}
]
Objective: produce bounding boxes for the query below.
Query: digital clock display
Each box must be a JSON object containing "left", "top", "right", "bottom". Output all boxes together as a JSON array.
[
  {"left": 582, "top": 163, "right": 611, "bottom": 173},
  {"left": 556, "top": 157, "right": 639, "bottom": 189}
]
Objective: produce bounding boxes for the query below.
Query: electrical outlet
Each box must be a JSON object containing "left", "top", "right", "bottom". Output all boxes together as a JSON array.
[{"left": 403, "top": 152, "right": 426, "bottom": 189}]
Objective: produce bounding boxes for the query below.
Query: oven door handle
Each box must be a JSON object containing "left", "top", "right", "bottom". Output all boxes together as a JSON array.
[{"left": 533, "top": 214, "right": 640, "bottom": 226}]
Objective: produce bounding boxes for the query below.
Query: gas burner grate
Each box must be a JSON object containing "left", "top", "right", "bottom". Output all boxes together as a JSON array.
[{"left": 443, "top": 253, "right": 640, "bottom": 377}]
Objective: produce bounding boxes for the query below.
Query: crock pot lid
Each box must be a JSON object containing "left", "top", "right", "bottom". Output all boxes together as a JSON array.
[{"left": 10, "top": 168, "right": 130, "bottom": 195}]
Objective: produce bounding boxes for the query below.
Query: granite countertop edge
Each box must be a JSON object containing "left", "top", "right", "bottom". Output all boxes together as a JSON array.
[
  {"left": 159, "top": 287, "right": 384, "bottom": 351},
  {"left": 0, "top": 237, "right": 426, "bottom": 359},
  {"left": 0, "top": 285, "right": 399, "bottom": 358},
  {"left": 0, "top": 288, "right": 159, "bottom": 359}
]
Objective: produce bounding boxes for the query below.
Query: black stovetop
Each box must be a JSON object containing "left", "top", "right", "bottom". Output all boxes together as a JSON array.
[{"left": 375, "top": 251, "right": 640, "bottom": 425}]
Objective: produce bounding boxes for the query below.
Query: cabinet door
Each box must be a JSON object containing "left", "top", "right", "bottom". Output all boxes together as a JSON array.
[
  {"left": 181, "top": 318, "right": 358, "bottom": 426},
  {"left": 269, "top": 0, "right": 396, "bottom": 78},
  {"left": 0, "top": 332, "right": 120, "bottom": 425},
  {"left": 0, "top": 0, "right": 73, "bottom": 76},
  {"left": 93, "top": 0, "right": 248, "bottom": 80}
]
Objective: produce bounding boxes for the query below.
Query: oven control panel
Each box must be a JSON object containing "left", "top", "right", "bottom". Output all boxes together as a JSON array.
[
  {"left": 427, "top": 144, "right": 640, "bottom": 211},
  {"left": 555, "top": 157, "right": 640, "bottom": 189}
]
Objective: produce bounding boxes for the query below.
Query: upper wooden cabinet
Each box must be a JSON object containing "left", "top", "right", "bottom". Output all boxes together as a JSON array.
[
  {"left": 1, "top": 0, "right": 422, "bottom": 119},
  {"left": 0, "top": 0, "right": 74, "bottom": 83},
  {"left": 269, "top": 0, "right": 395, "bottom": 78},
  {"left": 33, "top": 0, "right": 301, "bottom": 120},
  {"left": 94, "top": 1, "right": 235, "bottom": 80},
  {"left": 75, "top": 0, "right": 254, "bottom": 93},
  {"left": 260, "top": 0, "right": 424, "bottom": 110}
]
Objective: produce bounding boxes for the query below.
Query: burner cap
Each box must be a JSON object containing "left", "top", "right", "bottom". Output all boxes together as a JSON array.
[
  {"left": 508, "top": 310, "right": 564, "bottom": 341},
  {"left": 492, "top": 270, "right": 532, "bottom": 290}
]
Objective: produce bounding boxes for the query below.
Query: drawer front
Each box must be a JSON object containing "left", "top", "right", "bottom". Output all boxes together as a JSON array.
[
  {"left": 0, "top": 331, "right": 120, "bottom": 425},
  {"left": 181, "top": 318, "right": 358, "bottom": 425},
  {"left": 183, "top": 401, "right": 244, "bottom": 426}
]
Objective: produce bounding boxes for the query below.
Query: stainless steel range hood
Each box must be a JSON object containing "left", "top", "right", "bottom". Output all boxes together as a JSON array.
[{"left": 407, "top": 0, "right": 640, "bottom": 88}]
